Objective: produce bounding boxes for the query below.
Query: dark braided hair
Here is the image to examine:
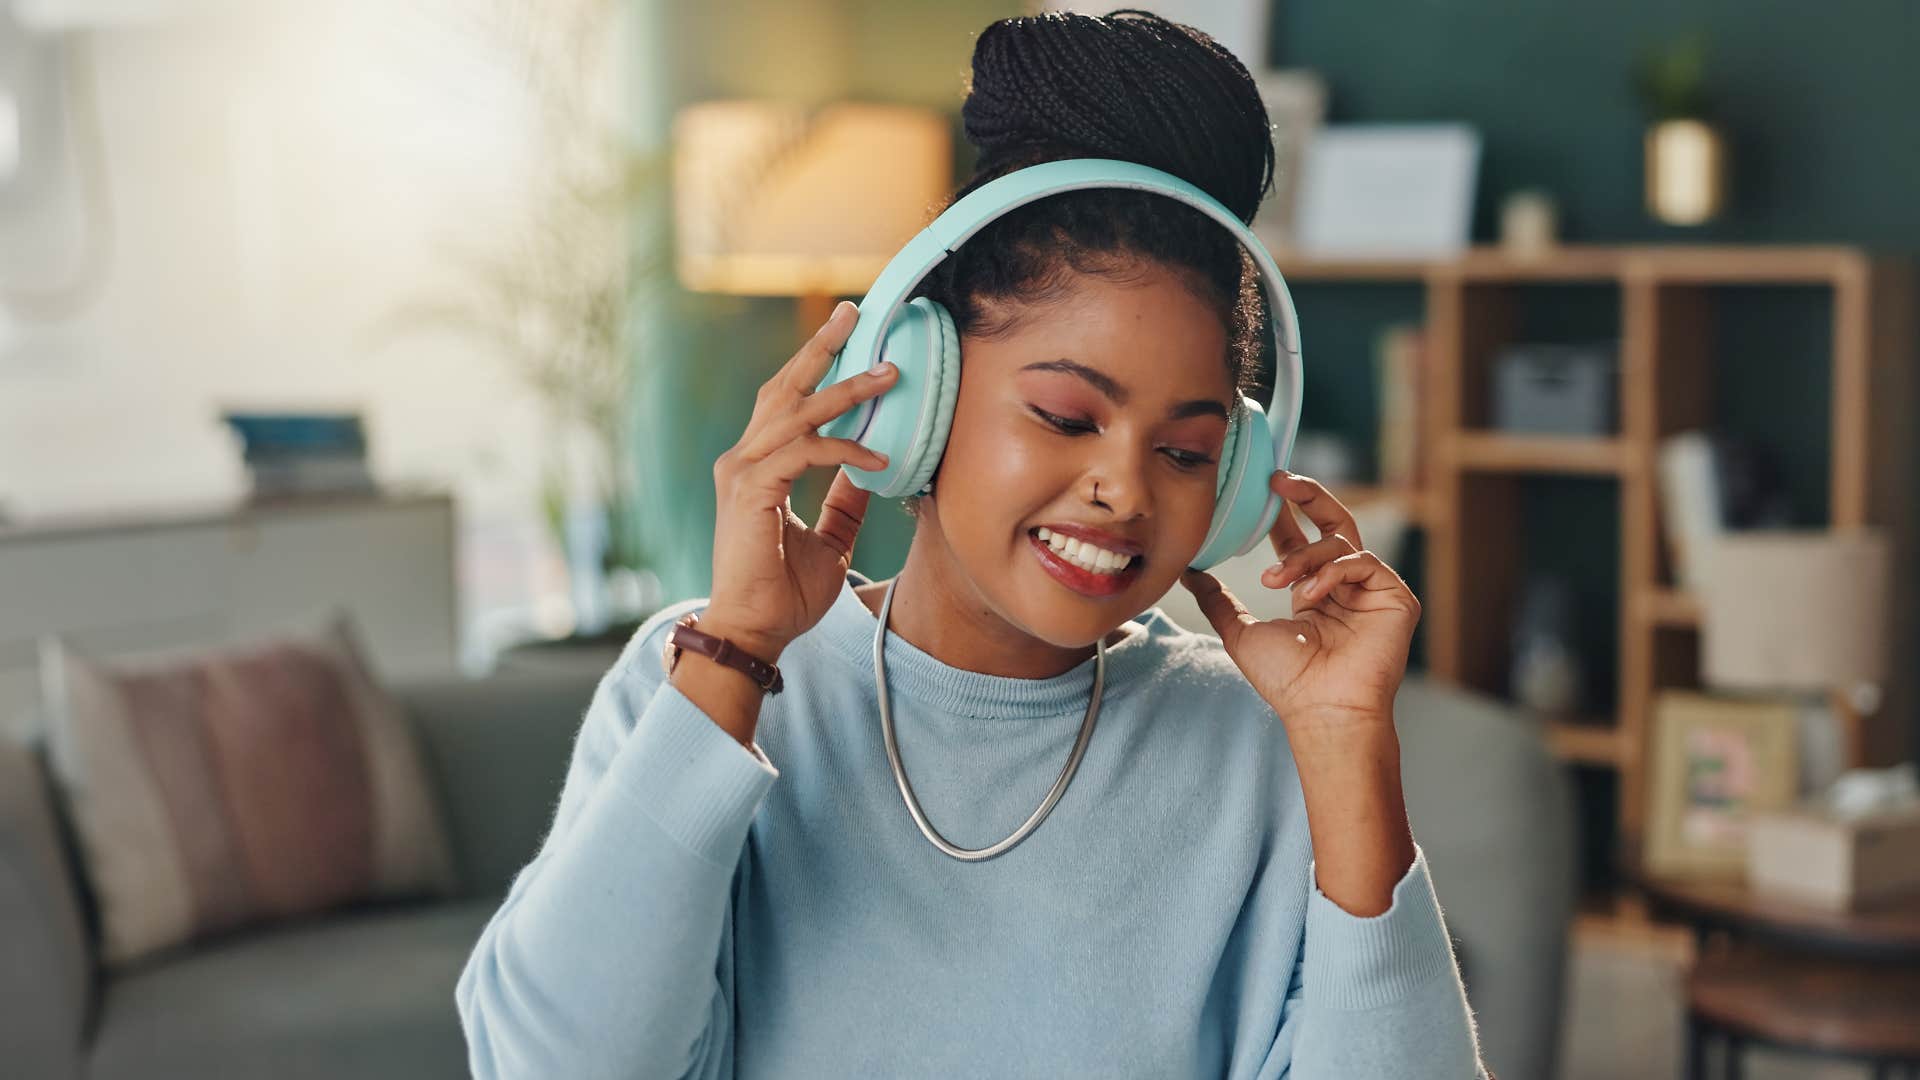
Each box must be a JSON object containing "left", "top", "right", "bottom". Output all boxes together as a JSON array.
[{"left": 911, "top": 8, "right": 1276, "bottom": 401}]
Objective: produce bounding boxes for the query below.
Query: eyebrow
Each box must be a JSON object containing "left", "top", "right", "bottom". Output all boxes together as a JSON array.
[{"left": 1020, "top": 359, "right": 1229, "bottom": 421}]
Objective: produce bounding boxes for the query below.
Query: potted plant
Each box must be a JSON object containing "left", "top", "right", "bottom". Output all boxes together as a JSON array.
[
  {"left": 1635, "top": 33, "right": 1727, "bottom": 226},
  {"left": 379, "top": 0, "right": 667, "bottom": 638}
]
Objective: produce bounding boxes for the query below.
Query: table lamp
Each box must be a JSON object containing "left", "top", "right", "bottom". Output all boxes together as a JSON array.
[
  {"left": 1695, "top": 528, "right": 1893, "bottom": 769},
  {"left": 672, "top": 100, "right": 952, "bottom": 340}
]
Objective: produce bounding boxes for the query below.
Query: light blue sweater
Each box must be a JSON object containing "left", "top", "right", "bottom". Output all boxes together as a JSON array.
[{"left": 456, "top": 570, "right": 1487, "bottom": 1078}]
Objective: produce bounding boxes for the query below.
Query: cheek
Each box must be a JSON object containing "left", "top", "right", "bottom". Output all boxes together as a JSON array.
[
  {"left": 936, "top": 398, "right": 1063, "bottom": 516},
  {"left": 1171, "top": 480, "right": 1219, "bottom": 541}
]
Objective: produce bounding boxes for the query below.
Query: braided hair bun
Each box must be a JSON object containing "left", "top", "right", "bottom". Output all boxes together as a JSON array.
[
  {"left": 963, "top": 8, "right": 1274, "bottom": 224},
  {"left": 911, "top": 8, "right": 1277, "bottom": 407}
]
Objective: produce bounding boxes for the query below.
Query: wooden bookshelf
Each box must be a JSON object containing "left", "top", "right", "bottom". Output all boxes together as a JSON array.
[
  {"left": 1450, "top": 432, "right": 1636, "bottom": 475},
  {"left": 1543, "top": 717, "right": 1628, "bottom": 766},
  {"left": 1634, "top": 587, "right": 1702, "bottom": 628},
  {"left": 1281, "top": 244, "right": 1917, "bottom": 882}
]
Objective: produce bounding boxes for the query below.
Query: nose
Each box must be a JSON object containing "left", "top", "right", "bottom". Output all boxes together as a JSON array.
[{"left": 1085, "top": 440, "right": 1152, "bottom": 521}]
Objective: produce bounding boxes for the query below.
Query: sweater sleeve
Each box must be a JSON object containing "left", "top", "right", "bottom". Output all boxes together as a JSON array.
[
  {"left": 1273, "top": 844, "right": 1489, "bottom": 1079},
  {"left": 455, "top": 616, "right": 779, "bottom": 1080}
]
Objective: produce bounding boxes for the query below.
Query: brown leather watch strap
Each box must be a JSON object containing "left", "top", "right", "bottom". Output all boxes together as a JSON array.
[{"left": 663, "top": 613, "right": 785, "bottom": 694}]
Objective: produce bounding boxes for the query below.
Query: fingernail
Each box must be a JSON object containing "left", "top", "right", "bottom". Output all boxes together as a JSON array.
[{"left": 869, "top": 359, "right": 893, "bottom": 375}]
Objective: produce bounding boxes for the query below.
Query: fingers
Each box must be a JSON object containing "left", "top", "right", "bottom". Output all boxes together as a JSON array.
[
  {"left": 778, "top": 299, "right": 862, "bottom": 396},
  {"left": 1268, "top": 498, "right": 1315, "bottom": 560},
  {"left": 717, "top": 435, "right": 887, "bottom": 510},
  {"left": 813, "top": 467, "right": 872, "bottom": 559},
  {"left": 1285, "top": 550, "right": 1420, "bottom": 618},
  {"left": 1270, "top": 471, "right": 1362, "bottom": 554},
  {"left": 1179, "top": 568, "right": 1258, "bottom": 648},
  {"left": 740, "top": 301, "right": 861, "bottom": 444},
  {"left": 741, "top": 358, "right": 898, "bottom": 460},
  {"left": 1261, "top": 534, "right": 1361, "bottom": 591}
]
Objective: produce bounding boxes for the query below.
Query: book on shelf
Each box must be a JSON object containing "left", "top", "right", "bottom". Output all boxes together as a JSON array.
[
  {"left": 221, "top": 411, "right": 367, "bottom": 456},
  {"left": 220, "top": 410, "right": 377, "bottom": 499},
  {"left": 1656, "top": 430, "right": 1793, "bottom": 591},
  {"left": 1374, "top": 323, "right": 1425, "bottom": 492},
  {"left": 1657, "top": 432, "right": 1720, "bottom": 591}
]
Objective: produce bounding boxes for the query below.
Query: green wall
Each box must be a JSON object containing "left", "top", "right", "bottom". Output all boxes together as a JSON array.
[{"left": 1270, "top": 0, "right": 1920, "bottom": 247}]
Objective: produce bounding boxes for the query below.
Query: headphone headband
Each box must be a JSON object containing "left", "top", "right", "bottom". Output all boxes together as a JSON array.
[
  {"left": 813, "top": 157, "right": 1303, "bottom": 568},
  {"left": 830, "top": 158, "right": 1303, "bottom": 464}
]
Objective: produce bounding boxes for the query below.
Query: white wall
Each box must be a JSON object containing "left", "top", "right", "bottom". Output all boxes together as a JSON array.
[{"left": 0, "top": 0, "right": 608, "bottom": 661}]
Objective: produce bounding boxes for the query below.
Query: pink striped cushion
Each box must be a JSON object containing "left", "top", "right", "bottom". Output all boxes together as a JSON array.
[{"left": 36, "top": 616, "right": 456, "bottom": 968}]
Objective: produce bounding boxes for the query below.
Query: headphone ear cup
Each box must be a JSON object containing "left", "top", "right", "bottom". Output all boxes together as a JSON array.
[
  {"left": 834, "top": 297, "right": 959, "bottom": 498},
  {"left": 895, "top": 297, "right": 959, "bottom": 498},
  {"left": 1213, "top": 401, "right": 1243, "bottom": 504},
  {"left": 1188, "top": 396, "right": 1281, "bottom": 571}
]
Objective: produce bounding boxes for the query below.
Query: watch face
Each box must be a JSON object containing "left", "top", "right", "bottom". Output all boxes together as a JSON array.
[{"left": 662, "top": 613, "right": 698, "bottom": 674}]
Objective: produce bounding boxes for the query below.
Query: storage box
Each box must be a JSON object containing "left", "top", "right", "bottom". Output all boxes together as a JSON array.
[
  {"left": 1745, "top": 802, "right": 1920, "bottom": 911},
  {"left": 1491, "top": 342, "right": 1617, "bottom": 435}
]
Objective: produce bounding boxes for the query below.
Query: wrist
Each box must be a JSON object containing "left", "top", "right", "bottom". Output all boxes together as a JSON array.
[
  {"left": 1286, "top": 708, "right": 1399, "bottom": 758},
  {"left": 663, "top": 614, "right": 785, "bottom": 748},
  {"left": 690, "top": 612, "right": 790, "bottom": 665}
]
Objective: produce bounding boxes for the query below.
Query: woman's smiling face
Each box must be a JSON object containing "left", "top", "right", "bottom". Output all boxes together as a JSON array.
[{"left": 919, "top": 258, "right": 1237, "bottom": 647}]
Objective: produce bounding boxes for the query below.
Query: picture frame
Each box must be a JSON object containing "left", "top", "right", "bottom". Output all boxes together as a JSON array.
[
  {"left": 1644, "top": 691, "right": 1801, "bottom": 881},
  {"left": 1292, "top": 123, "right": 1482, "bottom": 258}
]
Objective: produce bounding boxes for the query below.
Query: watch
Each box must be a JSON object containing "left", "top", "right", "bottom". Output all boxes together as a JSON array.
[{"left": 662, "top": 613, "right": 785, "bottom": 694}]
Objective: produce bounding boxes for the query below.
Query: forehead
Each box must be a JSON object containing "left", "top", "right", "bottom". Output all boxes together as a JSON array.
[{"left": 966, "top": 266, "right": 1234, "bottom": 396}]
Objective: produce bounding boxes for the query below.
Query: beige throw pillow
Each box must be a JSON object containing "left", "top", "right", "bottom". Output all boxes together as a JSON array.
[{"left": 36, "top": 615, "right": 457, "bottom": 968}]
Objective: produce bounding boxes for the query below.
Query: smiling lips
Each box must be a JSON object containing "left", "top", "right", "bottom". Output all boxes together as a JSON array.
[{"left": 1029, "top": 525, "right": 1144, "bottom": 598}]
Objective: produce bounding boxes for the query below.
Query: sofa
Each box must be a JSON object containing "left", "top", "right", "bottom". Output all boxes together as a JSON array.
[
  {"left": 1, "top": 667, "right": 1574, "bottom": 1080},
  {"left": 1, "top": 670, "right": 597, "bottom": 1080}
]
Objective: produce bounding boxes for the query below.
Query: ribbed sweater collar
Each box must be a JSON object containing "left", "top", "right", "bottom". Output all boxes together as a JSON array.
[{"left": 804, "top": 571, "right": 1162, "bottom": 720}]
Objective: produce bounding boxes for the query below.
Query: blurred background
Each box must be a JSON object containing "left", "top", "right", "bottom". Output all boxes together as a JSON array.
[{"left": 3, "top": 2, "right": 1918, "bottom": 1079}]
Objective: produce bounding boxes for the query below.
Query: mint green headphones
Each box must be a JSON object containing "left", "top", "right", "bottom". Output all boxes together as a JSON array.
[{"left": 813, "top": 158, "right": 1304, "bottom": 572}]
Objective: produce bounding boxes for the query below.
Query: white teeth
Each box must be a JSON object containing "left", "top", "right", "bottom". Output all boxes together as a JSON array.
[{"left": 1036, "top": 529, "right": 1135, "bottom": 575}]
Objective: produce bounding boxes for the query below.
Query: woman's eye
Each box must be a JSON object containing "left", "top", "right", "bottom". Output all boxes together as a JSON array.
[
  {"left": 1030, "top": 406, "right": 1097, "bottom": 434},
  {"left": 1031, "top": 406, "right": 1214, "bottom": 470}
]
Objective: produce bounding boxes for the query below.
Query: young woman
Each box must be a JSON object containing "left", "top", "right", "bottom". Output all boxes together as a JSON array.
[{"left": 458, "top": 10, "right": 1487, "bottom": 1078}]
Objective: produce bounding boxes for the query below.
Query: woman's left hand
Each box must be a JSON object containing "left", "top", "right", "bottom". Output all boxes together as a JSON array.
[{"left": 1180, "top": 470, "right": 1420, "bottom": 740}]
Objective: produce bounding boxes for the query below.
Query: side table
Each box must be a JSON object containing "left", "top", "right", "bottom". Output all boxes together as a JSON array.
[{"left": 1639, "top": 874, "right": 1920, "bottom": 1080}]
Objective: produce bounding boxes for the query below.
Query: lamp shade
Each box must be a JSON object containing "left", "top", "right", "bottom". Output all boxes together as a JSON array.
[
  {"left": 1697, "top": 528, "right": 1891, "bottom": 697},
  {"left": 672, "top": 101, "right": 951, "bottom": 296}
]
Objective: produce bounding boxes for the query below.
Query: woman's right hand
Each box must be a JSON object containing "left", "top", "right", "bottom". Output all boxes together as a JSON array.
[{"left": 698, "top": 300, "right": 898, "bottom": 662}]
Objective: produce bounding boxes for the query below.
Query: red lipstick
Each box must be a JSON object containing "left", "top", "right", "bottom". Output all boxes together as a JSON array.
[{"left": 1027, "top": 529, "right": 1143, "bottom": 599}]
